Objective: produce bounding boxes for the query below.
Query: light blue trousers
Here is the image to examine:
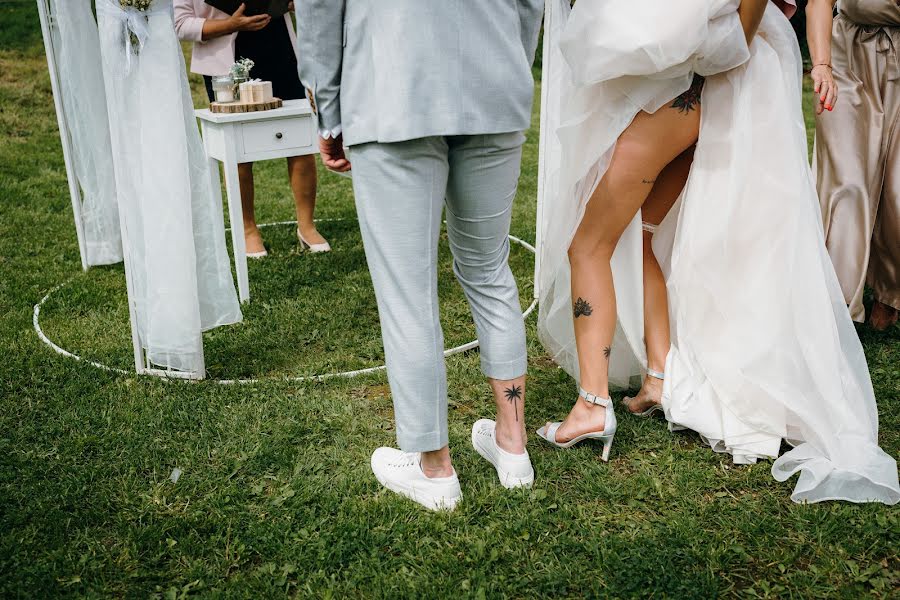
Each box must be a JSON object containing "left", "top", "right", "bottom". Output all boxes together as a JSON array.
[{"left": 349, "top": 133, "right": 529, "bottom": 452}]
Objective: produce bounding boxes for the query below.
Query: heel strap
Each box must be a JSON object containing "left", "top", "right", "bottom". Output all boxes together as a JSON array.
[
  {"left": 579, "top": 388, "right": 611, "bottom": 407},
  {"left": 647, "top": 368, "right": 665, "bottom": 380}
]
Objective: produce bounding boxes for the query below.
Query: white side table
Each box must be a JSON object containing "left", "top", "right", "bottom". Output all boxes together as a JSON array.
[{"left": 196, "top": 99, "right": 318, "bottom": 303}]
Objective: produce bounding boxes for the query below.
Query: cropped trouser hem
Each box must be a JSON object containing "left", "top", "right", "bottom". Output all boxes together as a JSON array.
[{"left": 481, "top": 355, "right": 528, "bottom": 381}]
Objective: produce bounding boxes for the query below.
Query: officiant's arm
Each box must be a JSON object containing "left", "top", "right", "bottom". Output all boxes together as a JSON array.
[
  {"left": 296, "top": 0, "right": 345, "bottom": 138},
  {"left": 517, "top": 0, "right": 545, "bottom": 65},
  {"left": 174, "top": 2, "right": 270, "bottom": 43}
]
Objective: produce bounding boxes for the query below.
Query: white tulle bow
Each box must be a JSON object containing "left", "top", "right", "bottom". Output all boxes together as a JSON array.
[{"left": 95, "top": 0, "right": 169, "bottom": 76}]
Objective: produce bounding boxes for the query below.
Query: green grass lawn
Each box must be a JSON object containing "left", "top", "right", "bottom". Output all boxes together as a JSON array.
[{"left": 1, "top": 3, "right": 898, "bottom": 598}]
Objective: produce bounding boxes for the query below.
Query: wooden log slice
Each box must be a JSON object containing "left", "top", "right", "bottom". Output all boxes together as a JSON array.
[{"left": 209, "top": 98, "right": 283, "bottom": 114}]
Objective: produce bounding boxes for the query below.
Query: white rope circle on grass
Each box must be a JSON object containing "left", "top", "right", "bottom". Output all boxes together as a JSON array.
[{"left": 34, "top": 219, "right": 538, "bottom": 385}]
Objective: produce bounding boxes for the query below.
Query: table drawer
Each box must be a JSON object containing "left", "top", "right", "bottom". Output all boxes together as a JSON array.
[{"left": 240, "top": 116, "right": 313, "bottom": 155}]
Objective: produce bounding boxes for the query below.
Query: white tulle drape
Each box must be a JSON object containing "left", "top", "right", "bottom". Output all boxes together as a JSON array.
[
  {"left": 96, "top": 0, "right": 241, "bottom": 373},
  {"left": 49, "top": 0, "right": 122, "bottom": 266},
  {"left": 538, "top": 0, "right": 899, "bottom": 504}
]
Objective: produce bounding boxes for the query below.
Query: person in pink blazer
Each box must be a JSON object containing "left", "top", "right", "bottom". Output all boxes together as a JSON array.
[{"left": 174, "top": 1, "right": 330, "bottom": 257}]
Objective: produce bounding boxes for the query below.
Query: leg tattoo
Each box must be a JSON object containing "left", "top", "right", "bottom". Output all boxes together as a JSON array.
[
  {"left": 504, "top": 385, "right": 523, "bottom": 421},
  {"left": 603, "top": 346, "right": 611, "bottom": 360},
  {"left": 671, "top": 74, "right": 704, "bottom": 114},
  {"left": 574, "top": 297, "right": 593, "bottom": 318}
]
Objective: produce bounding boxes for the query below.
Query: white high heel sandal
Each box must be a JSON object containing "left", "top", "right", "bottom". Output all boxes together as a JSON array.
[
  {"left": 536, "top": 388, "right": 618, "bottom": 461},
  {"left": 297, "top": 228, "right": 332, "bottom": 253},
  {"left": 622, "top": 368, "right": 665, "bottom": 417}
]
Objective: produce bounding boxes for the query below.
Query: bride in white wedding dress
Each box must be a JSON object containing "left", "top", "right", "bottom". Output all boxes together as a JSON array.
[{"left": 536, "top": 0, "right": 899, "bottom": 504}]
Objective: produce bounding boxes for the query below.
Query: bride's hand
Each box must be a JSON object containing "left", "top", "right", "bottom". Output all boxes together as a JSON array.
[{"left": 811, "top": 64, "right": 837, "bottom": 114}]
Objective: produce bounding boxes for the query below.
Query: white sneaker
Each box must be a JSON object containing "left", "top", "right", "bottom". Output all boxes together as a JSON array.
[
  {"left": 370, "top": 447, "right": 462, "bottom": 511},
  {"left": 471, "top": 419, "right": 534, "bottom": 489}
]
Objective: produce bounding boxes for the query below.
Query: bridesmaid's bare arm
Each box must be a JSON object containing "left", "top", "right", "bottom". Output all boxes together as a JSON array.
[
  {"left": 738, "top": 0, "right": 769, "bottom": 44},
  {"left": 807, "top": 0, "right": 838, "bottom": 113}
]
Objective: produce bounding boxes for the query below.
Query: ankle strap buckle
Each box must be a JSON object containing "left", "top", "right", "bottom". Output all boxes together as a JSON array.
[{"left": 579, "top": 388, "right": 611, "bottom": 407}]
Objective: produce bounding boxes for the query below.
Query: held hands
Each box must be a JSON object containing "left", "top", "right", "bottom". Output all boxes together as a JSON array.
[
  {"left": 811, "top": 64, "right": 837, "bottom": 114},
  {"left": 319, "top": 135, "right": 351, "bottom": 173},
  {"left": 228, "top": 3, "right": 271, "bottom": 33}
]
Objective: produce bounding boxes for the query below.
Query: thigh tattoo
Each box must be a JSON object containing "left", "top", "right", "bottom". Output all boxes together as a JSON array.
[{"left": 671, "top": 74, "right": 704, "bottom": 114}]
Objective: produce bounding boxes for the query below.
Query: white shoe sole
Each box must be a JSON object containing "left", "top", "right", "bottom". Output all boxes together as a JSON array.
[{"left": 372, "top": 467, "right": 460, "bottom": 512}]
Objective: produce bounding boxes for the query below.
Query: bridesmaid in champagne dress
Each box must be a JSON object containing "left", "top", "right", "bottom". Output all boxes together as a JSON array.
[{"left": 816, "top": 0, "right": 900, "bottom": 330}]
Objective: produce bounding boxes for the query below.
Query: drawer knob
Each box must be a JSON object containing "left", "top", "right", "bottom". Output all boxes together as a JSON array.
[{"left": 275, "top": 132, "right": 283, "bottom": 140}]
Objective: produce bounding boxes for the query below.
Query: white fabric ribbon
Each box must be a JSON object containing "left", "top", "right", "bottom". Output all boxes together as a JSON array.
[{"left": 96, "top": 0, "right": 170, "bottom": 76}]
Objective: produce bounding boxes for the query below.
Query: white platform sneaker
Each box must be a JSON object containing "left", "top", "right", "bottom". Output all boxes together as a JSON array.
[
  {"left": 471, "top": 419, "right": 535, "bottom": 489},
  {"left": 370, "top": 447, "right": 462, "bottom": 511}
]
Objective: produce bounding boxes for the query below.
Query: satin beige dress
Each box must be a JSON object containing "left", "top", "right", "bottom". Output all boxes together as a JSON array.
[{"left": 816, "top": 0, "right": 900, "bottom": 322}]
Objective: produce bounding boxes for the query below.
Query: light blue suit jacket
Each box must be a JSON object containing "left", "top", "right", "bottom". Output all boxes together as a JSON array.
[{"left": 297, "top": 0, "right": 544, "bottom": 146}]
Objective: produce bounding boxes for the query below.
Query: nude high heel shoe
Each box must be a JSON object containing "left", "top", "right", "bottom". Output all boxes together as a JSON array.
[{"left": 297, "top": 228, "right": 331, "bottom": 253}]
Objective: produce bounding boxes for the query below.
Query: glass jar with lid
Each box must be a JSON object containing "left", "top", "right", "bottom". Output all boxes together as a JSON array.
[{"left": 211, "top": 75, "right": 236, "bottom": 103}]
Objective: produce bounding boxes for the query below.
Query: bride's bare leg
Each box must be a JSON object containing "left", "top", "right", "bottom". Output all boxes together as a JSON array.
[
  {"left": 624, "top": 147, "right": 694, "bottom": 414},
  {"left": 551, "top": 97, "right": 701, "bottom": 443}
]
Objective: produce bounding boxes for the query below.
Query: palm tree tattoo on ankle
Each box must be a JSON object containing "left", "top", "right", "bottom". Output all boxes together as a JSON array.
[
  {"left": 504, "top": 385, "right": 523, "bottom": 421},
  {"left": 574, "top": 297, "right": 593, "bottom": 318}
]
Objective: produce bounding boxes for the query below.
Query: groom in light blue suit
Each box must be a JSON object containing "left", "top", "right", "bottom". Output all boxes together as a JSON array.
[{"left": 298, "top": 0, "right": 544, "bottom": 510}]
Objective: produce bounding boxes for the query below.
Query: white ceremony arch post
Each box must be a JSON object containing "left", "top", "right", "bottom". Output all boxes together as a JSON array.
[
  {"left": 36, "top": 0, "right": 205, "bottom": 381},
  {"left": 36, "top": 0, "right": 89, "bottom": 272}
]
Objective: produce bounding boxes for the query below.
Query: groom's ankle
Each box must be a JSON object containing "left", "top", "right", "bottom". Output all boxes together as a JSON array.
[
  {"left": 494, "top": 422, "right": 528, "bottom": 455},
  {"left": 420, "top": 447, "right": 455, "bottom": 479}
]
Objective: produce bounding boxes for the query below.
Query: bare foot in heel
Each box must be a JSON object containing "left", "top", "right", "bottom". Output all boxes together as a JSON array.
[
  {"left": 622, "top": 374, "right": 663, "bottom": 416},
  {"left": 547, "top": 395, "right": 607, "bottom": 444},
  {"left": 537, "top": 390, "right": 617, "bottom": 456},
  {"left": 297, "top": 226, "right": 331, "bottom": 253},
  {"left": 245, "top": 226, "right": 267, "bottom": 258}
]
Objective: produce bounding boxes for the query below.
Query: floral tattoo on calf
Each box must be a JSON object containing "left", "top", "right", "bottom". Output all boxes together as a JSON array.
[
  {"left": 504, "top": 385, "right": 523, "bottom": 421},
  {"left": 603, "top": 346, "right": 611, "bottom": 360},
  {"left": 574, "top": 297, "right": 593, "bottom": 318}
]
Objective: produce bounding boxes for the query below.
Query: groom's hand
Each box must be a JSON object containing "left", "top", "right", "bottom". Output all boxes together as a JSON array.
[{"left": 319, "top": 134, "right": 351, "bottom": 173}]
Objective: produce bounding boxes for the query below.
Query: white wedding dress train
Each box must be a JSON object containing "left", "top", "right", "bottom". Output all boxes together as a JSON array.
[{"left": 538, "top": 0, "right": 899, "bottom": 504}]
